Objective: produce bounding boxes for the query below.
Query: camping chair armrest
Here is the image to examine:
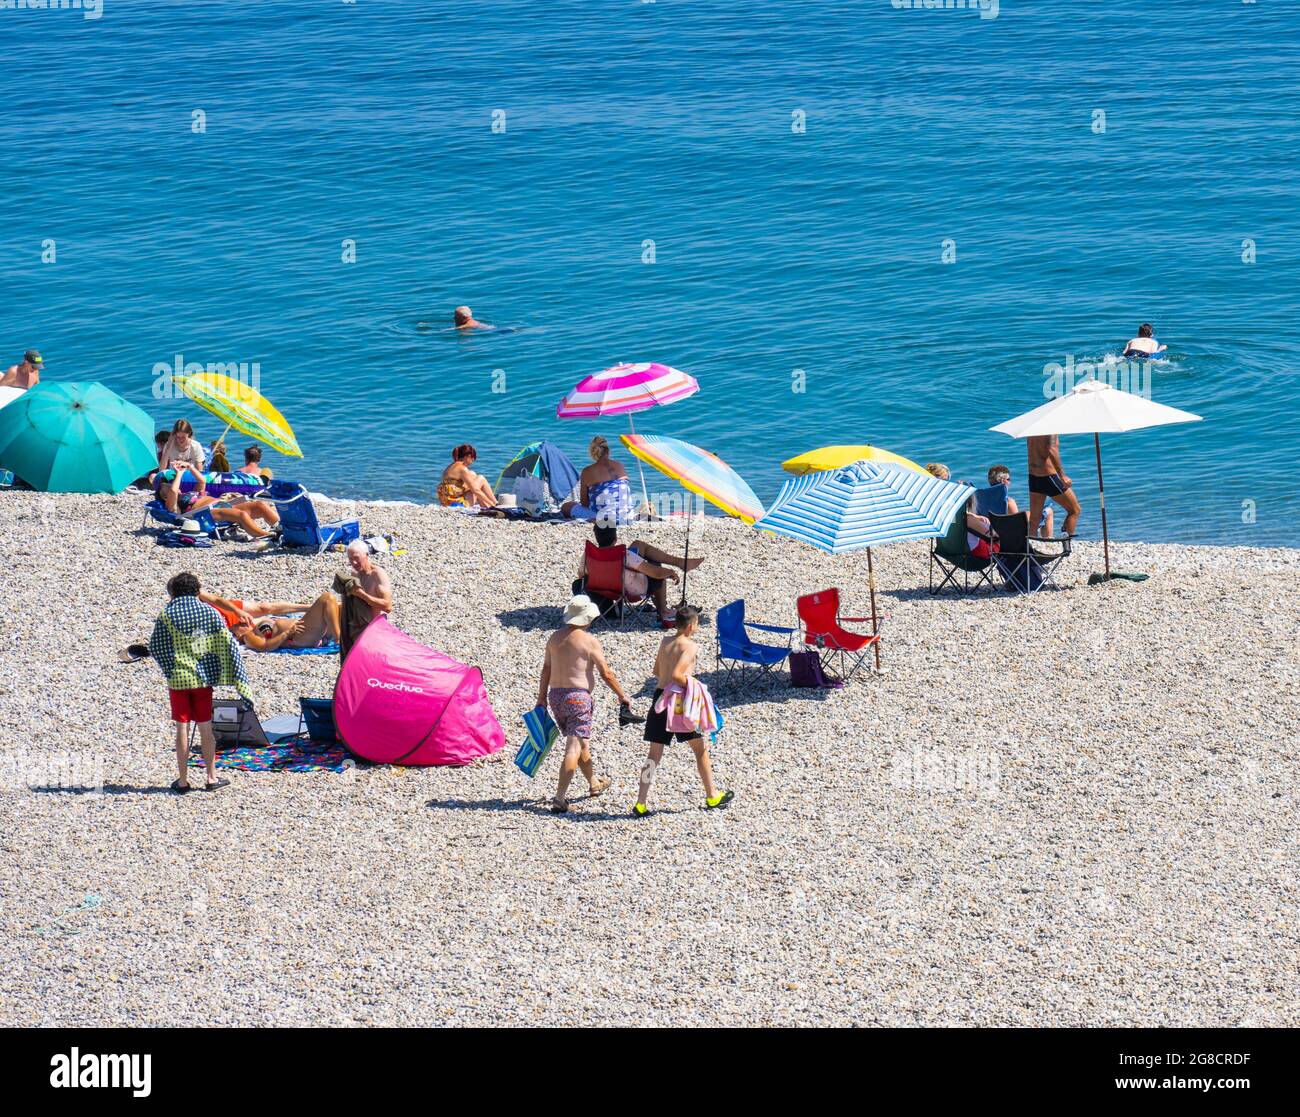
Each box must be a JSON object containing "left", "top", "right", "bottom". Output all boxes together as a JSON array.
[
  {"left": 256, "top": 484, "right": 309, "bottom": 504},
  {"left": 746, "top": 622, "right": 796, "bottom": 634},
  {"left": 843, "top": 613, "right": 890, "bottom": 637}
]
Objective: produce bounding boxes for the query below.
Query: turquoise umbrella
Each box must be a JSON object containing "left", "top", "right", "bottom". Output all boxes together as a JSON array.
[{"left": 0, "top": 382, "right": 157, "bottom": 493}]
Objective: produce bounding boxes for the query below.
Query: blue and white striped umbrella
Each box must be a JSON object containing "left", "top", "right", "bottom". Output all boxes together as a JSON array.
[{"left": 754, "top": 460, "right": 974, "bottom": 554}]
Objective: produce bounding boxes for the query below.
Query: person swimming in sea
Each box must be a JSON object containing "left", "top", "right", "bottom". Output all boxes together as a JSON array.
[
  {"left": 1122, "top": 323, "right": 1166, "bottom": 359},
  {"left": 454, "top": 305, "right": 490, "bottom": 330}
]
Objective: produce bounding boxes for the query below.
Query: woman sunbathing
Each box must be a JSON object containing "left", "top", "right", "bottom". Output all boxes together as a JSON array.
[
  {"left": 228, "top": 593, "right": 342, "bottom": 651},
  {"left": 438, "top": 444, "right": 498, "bottom": 508}
]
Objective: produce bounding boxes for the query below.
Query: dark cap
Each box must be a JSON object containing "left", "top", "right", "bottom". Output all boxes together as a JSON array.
[{"left": 23, "top": 350, "right": 42, "bottom": 366}]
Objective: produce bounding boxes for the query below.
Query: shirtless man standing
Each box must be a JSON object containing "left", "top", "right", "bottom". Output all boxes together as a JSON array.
[
  {"left": 537, "top": 595, "right": 634, "bottom": 813},
  {"left": 1027, "top": 433, "right": 1082, "bottom": 538},
  {"left": 344, "top": 540, "right": 393, "bottom": 620},
  {"left": 635, "top": 605, "right": 733, "bottom": 817}
]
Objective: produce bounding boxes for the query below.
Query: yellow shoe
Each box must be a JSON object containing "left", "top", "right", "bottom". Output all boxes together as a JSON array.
[{"left": 631, "top": 802, "right": 649, "bottom": 818}]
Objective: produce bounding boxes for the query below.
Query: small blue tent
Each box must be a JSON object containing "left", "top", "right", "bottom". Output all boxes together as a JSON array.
[{"left": 494, "top": 441, "right": 580, "bottom": 511}]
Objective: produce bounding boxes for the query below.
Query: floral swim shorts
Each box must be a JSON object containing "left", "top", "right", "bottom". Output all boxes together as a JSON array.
[{"left": 547, "top": 687, "right": 594, "bottom": 739}]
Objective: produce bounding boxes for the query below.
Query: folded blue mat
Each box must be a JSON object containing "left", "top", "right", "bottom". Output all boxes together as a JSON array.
[{"left": 267, "top": 642, "right": 340, "bottom": 656}]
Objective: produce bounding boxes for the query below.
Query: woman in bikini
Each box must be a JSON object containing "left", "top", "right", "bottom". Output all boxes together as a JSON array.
[{"left": 437, "top": 444, "right": 498, "bottom": 508}]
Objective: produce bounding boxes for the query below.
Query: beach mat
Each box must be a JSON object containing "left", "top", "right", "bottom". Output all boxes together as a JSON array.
[
  {"left": 188, "top": 736, "right": 353, "bottom": 773},
  {"left": 267, "top": 642, "right": 340, "bottom": 656},
  {"left": 1089, "top": 571, "right": 1150, "bottom": 585}
]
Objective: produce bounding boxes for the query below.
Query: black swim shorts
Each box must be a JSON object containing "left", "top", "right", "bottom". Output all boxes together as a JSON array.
[
  {"left": 644, "top": 688, "right": 700, "bottom": 745},
  {"left": 1028, "top": 472, "right": 1069, "bottom": 497}
]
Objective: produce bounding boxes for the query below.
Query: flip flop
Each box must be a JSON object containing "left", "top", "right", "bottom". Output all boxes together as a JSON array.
[
  {"left": 170, "top": 779, "right": 191, "bottom": 794},
  {"left": 204, "top": 777, "right": 231, "bottom": 792},
  {"left": 618, "top": 704, "right": 645, "bottom": 726},
  {"left": 117, "top": 643, "right": 150, "bottom": 663},
  {"left": 550, "top": 799, "right": 570, "bottom": 814}
]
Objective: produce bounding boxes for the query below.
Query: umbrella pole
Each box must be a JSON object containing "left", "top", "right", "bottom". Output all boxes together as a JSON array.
[
  {"left": 680, "top": 496, "right": 691, "bottom": 607},
  {"left": 1095, "top": 432, "right": 1111, "bottom": 579},
  {"left": 627, "top": 413, "right": 651, "bottom": 517},
  {"left": 867, "top": 546, "right": 881, "bottom": 671}
]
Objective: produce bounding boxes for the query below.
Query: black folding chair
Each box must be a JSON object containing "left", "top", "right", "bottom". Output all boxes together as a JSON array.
[{"left": 987, "top": 511, "right": 1072, "bottom": 594}]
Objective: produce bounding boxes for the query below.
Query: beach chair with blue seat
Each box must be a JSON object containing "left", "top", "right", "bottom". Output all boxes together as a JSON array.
[
  {"left": 258, "top": 480, "right": 360, "bottom": 554},
  {"left": 141, "top": 499, "right": 226, "bottom": 542},
  {"left": 715, "top": 599, "right": 796, "bottom": 686}
]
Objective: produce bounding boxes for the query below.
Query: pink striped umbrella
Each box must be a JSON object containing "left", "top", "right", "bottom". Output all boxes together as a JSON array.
[
  {"left": 555, "top": 362, "right": 699, "bottom": 419},
  {"left": 556, "top": 362, "right": 700, "bottom": 509}
]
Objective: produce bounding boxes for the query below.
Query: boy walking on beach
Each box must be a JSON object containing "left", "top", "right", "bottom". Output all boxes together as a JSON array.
[
  {"left": 149, "top": 572, "right": 252, "bottom": 793},
  {"left": 635, "top": 605, "right": 733, "bottom": 817},
  {"left": 537, "top": 595, "right": 637, "bottom": 814}
]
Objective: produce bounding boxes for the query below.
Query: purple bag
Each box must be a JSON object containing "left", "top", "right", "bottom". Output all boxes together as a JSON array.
[{"left": 789, "top": 650, "right": 843, "bottom": 689}]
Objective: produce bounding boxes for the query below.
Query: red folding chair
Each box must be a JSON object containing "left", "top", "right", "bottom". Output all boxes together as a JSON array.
[
  {"left": 582, "top": 541, "right": 655, "bottom": 627},
  {"left": 795, "top": 588, "right": 882, "bottom": 681}
]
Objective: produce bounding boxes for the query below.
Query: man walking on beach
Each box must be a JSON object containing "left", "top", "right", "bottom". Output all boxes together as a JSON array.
[
  {"left": 1027, "top": 433, "right": 1081, "bottom": 538},
  {"left": 148, "top": 572, "right": 252, "bottom": 793},
  {"left": 537, "top": 594, "right": 636, "bottom": 814},
  {"left": 635, "top": 605, "right": 733, "bottom": 817},
  {"left": 1, "top": 349, "right": 42, "bottom": 389}
]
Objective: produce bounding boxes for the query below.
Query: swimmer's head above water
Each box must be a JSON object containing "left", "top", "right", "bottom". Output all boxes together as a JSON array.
[{"left": 454, "top": 305, "right": 486, "bottom": 329}]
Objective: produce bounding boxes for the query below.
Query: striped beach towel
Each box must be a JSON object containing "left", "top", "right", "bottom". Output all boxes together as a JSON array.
[{"left": 514, "top": 705, "right": 559, "bottom": 779}]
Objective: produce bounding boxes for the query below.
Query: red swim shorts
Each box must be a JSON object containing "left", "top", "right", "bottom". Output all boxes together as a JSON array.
[{"left": 168, "top": 687, "right": 213, "bottom": 724}]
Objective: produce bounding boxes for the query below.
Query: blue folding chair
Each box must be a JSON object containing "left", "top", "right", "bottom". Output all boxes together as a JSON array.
[
  {"left": 258, "top": 481, "right": 360, "bottom": 553},
  {"left": 715, "top": 599, "right": 796, "bottom": 686},
  {"left": 141, "top": 499, "right": 224, "bottom": 539}
]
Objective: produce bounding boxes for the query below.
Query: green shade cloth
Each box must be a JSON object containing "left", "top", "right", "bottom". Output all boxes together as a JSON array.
[{"left": 0, "top": 382, "right": 157, "bottom": 493}]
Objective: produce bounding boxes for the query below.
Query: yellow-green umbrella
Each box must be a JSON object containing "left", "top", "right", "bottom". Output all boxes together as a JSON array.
[
  {"left": 173, "top": 372, "right": 302, "bottom": 458},
  {"left": 782, "top": 444, "right": 926, "bottom": 476}
]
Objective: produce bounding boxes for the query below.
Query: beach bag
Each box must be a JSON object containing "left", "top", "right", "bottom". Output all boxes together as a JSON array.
[
  {"left": 514, "top": 475, "right": 545, "bottom": 516},
  {"left": 515, "top": 705, "right": 559, "bottom": 778},
  {"left": 789, "top": 650, "right": 843, "bottom": 689},
  {"left": 298, "top": 698, "right": 337, "bottom": 746},
  {"left": 998, "top": 554, "right": 1044, "bottom": 593}
]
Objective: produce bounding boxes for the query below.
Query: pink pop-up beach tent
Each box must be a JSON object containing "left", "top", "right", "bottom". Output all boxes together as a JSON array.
[{"left": 334, "top": 616, "right": 506, "bottom": 766}]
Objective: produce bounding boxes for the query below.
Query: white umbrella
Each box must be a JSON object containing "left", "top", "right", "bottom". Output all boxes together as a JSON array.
[
  {"left": 0, "top": 385, "right": 26, "bottom": 411},
  {"left": 991, "top": 379, "right": 1202, "bottom": 580}
]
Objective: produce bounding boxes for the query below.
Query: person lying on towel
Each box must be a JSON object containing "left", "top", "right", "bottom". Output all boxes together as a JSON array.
[{"left": 202, "top": 591, "right": 341, "bottom": 651}]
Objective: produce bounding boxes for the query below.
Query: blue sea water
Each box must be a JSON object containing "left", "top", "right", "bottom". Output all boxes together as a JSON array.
[{"left": 4, "top": 0, "right": 1299, "bottom": 546}]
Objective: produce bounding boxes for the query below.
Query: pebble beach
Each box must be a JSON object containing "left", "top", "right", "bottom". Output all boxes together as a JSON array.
[{"left": 1, "top": 489, "right": 1297, "bottom": 1028}]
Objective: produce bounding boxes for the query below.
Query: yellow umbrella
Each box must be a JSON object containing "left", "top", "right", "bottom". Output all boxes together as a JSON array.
[
  {"left": 173, "top": 372, "right": 302, "bottom": 458},
  {"left": 781, "top": 444, "right": 926, "bottom": 476}
]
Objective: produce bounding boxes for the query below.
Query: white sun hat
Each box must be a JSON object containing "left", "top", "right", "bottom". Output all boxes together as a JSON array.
[{"left": 561, "top": 594, "right": 601, "bottom": 627}]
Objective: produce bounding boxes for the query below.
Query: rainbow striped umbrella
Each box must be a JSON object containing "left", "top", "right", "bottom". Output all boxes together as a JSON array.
[
  {"left": 555, "top": 362, "right": 698, "bottom": 420},
  {"left": 621, "top": 433, "right": 761, "bottom": 604},
  {"left": 620, "top": 434, "right": 764, "bottom": 524}
]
